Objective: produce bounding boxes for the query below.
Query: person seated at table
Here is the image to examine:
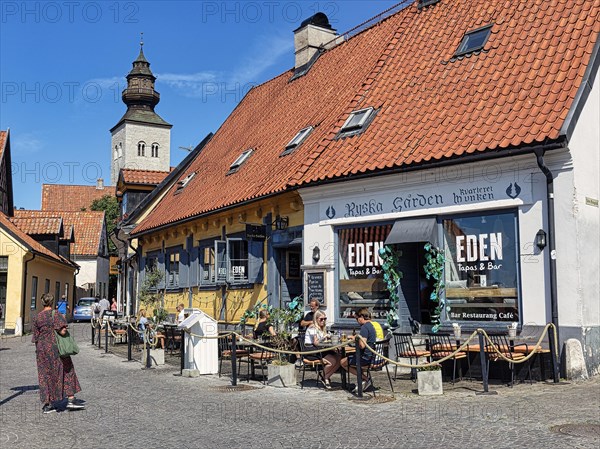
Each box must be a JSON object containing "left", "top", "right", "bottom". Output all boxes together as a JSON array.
[
  {"left": 305, "top": 310, "right": 341, "bottom": 389},
  {"left": 253, "top": 310, "right": 276, "bottom": 340},
  {"left": 136, "top": 309, "right": 165, "bottom": 349},
  {"left": 137, "top": 309, "right": 149, "bottom": 345},
  {"left": 340, "top": 307, "right": 383, "bottom": 393},
  {"left": 176, "top": 303, "right": 186, "bottom": 324},
  {"left": 298, "top": 299, "right": 320, "bottom": 332}
]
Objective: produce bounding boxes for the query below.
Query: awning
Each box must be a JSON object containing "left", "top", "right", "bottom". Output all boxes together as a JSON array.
[{"left": 384, "top": 218, "right": 439, "bottom": 247}]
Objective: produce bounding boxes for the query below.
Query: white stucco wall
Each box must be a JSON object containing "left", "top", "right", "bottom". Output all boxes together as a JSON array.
[
  {"left": 561, "top": 70, "right": 600, "bottom": 328},
  {"left": 111, "top": 122, "right": 171, "bottom": 184}
]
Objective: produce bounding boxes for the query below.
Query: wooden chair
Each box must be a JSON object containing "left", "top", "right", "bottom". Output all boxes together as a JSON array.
[
  {"left": 247, "top": 341, "right": 277, "bottom": 384},
  {"left": 297, "top": 332, "right": 326, "bottom": 389},
  {"left": 428, "top": 333, "right": 467, "bottom": 384},
  {"left": 485, "top": 334, "right": 532, "bottom": 387},
  {"left": 392, "top": 332, "right": 430, "bottom": 381}
]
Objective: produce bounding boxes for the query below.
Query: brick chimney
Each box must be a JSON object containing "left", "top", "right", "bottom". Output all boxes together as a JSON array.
[
  {"left": 294, "top": 13, "right": 339, "bottom": 70},
  {"left": 96, "top": 178, "right": 104, "bottom": 190}
]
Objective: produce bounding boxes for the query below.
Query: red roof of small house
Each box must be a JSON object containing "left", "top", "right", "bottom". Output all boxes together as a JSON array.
[
  {"left": 0, "top": 213, "right": 74, "bottom": 266},
  {"left": 9, "top": 216, "right": 63, "bottom": 236},
  {"left": 0, "top": 131, "right": 6, "bottom": 158},
  {"left": 41, "top": 184, "right": 113, "bottom": 211},
  {"left": 13, "top": 210, "right": 105, "bottom": 256},
  {"left": 119, "top": 168, "right": 172, "bottom": 186},
  {"left": 133, "top": 0, "right": 600, "bottom": 234}
]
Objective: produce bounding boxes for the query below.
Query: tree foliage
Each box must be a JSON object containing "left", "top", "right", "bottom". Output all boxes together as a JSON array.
[{"left": 89, "top": 195, "right": 119, "bottom": 255}]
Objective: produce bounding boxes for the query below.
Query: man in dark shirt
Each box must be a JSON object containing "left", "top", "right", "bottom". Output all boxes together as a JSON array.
[
  {"left": 298, "top": 299, "right": 320, "bottom": 331},
  {"left": 341, "top": 308, "right": 383, "bottom": 392}
]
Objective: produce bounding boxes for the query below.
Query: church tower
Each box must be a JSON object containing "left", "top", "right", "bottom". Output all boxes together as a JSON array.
[{"left": 110, "top": 40, "right": 172, "bottom": 185}]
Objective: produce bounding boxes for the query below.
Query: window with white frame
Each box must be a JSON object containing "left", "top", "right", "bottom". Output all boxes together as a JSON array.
[
  {"left": 227, "top": 149, "right": 253, "bottom": 174},
  {"left": 199, "top": 242, "right": 216, "bottom": 285},
  {"left": 199, "top": 238, "right": 263, "bottom": 286},
  {"left": 31, "top": 276, "right": 38, "bottom": 309},
  {"left": 227, "top": 238, "right": 249, "bottom": 283}
]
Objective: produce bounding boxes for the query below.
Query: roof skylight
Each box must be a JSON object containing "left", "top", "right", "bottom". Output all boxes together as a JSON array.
[
  {"left": 337, "top": 107, "right": 376, "bottom": 138},
  {"left": 227, "top": 149, "right": 253, "bottom": 174},
  {"left": 281, "top": 126, "right": 313, "bottom": 156},
  {"left": 174, "top": 171, "right": 196, "bottom": 195},
  {"left": 455, "top": 25, "right": 492, "bottom": 57}
]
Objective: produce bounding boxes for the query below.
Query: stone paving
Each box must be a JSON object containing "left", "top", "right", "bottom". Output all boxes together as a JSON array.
[{"left": 1, "top": 323, "right": 599, "bottom": 449}]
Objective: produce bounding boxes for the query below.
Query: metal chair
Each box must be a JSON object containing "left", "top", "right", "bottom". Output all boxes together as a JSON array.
[
  {"left": 247, "top": 341, "right": 277, "bottom": 384},
  {"left": 428, "top": 333, "right": 467, "bottom": 384},
  {"left": 486, "top": 333, "right": 532, "bottom": 387},
  {"left": 364, "top": 339, "right": 394, "bottom": 396},
  {"left": 392, "top": 332, "right": 430, "bottom": 381},
  {"left": 297, "top": 332, "right": 326, "bottom": 389}
]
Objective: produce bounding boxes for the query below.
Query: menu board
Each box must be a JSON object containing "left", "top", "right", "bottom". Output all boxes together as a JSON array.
[{"left": 306, "top": 272, "right": 325, "bottom": 303}]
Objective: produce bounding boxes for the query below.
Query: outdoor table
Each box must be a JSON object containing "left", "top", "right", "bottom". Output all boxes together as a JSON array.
[{"left": 314, "top": 340, "right": 356, "bottom": 390}]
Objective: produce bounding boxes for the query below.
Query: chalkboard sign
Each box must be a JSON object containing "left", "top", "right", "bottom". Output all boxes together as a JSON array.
[
  {"left": 287, "top": 251, "right": 301, "bottom": 279},
  {"left": 306, "top": 272, "right": 325, "bottom": 303}
]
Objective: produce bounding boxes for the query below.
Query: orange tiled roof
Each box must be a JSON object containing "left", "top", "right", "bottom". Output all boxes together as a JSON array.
[
  {"left": 9, "top": 216, "right": 63, "bottom": 235},
  {"left": 41, "top": 184, "right": 113, "bottom": 211},
  {"left": 120, "top": 168, "right": 172, "bottom": 186},
  {"left": 0, "top": 131, "right": 6, "bottom": 158},
  {"left": 13, "top": 210, "right": 105, "bottom": 256},
  {"left": 134, "top": 0, "right": 599, "bottom": 234},
  {"left": 0, "top": 213, "right": 74, "bottom": 266}
]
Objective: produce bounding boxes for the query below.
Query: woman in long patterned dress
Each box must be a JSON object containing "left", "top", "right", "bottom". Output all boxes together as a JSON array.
[{"left": 32, "top": 293, "right": 84, "bottom": 413}]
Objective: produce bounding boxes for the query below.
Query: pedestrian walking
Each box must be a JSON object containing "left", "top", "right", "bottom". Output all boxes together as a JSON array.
[{"left": 32, "top": 293, "right": 85, "bottom": 413}]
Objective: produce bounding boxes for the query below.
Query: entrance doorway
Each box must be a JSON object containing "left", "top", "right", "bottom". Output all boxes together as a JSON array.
[{"left": 273, "top": 247, "right": 302, "bottom": 308}]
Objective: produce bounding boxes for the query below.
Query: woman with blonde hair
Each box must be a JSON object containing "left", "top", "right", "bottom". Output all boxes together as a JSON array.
[
  {"left": 32, "top": 293, "right": 84, "bottom": 413},
  {"left": 304, "top": 310, "right": 341, "bottom": 389}
]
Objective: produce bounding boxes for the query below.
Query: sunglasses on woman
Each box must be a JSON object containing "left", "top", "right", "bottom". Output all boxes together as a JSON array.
[{"left": 318, "top": 318, "right": 327, "bottom": 322}]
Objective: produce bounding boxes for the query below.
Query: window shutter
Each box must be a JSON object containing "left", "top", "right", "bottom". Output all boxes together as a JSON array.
[
  {"left": 179, "top": 242, "right": 190, "bottom": 288},
  {"left": 157, "top": 252, "right": 166, "bottom": 289},
  {"left": 248, "top": 240, "right": 264, "bottom": 284},
  {"left": 189, "top": 245, "right": 199, "bottom": 287},
  {"left": 215, "top": 240, "right": 227, "bottom": 285}
]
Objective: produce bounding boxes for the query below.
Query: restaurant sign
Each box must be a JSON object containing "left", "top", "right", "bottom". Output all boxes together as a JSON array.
[
  {"left": 245, "top": 224, "right": 266, "bottom": 240},
  {"left": 321, "top": 178, "right": 532, "bottom": 221}
]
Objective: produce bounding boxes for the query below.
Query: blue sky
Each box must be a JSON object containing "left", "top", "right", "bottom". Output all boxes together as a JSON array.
[{"left": 1, "top": 1, "right": 400, "bottom": 209}]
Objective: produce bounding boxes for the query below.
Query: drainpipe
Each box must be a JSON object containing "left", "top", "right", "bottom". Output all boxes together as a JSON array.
[
  {"left": 20, "top": 253, "right": 36, "bottom": 335},
  {"left": 534, "top": 148, "right": 559, "bottom": 344}
]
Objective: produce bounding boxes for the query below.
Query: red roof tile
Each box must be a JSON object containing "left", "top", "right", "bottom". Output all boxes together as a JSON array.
[
  {"left": 0, "top": 213, "right": 73, "bottom": 266},
  {"left": 134, "top": 0, "right": 599, "bottom": 234},
  {"left": 41, "top": 184, "right": 113, "bottom": 211},
  {"left": 13, "top": 210, "right": 105, "bottom": 256},
  {"left": 9, "top": 216, "right": 63, "bottom": 235},
  {"left": 0, "top": 131, "right": 6, "bottom": 159},
  {"left": 120, "top": 168, "right": 171, "bottom": 186}
]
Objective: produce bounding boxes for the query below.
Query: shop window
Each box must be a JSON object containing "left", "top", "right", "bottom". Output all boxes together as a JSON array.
[
  {"left": 142, "top": 250, "right": 164, "bottom": 290},
  {"left": 203, "top": 238, "right": 264, "bottom": 286},
  {"left": 31, "top": 276, "right": 38, "bottom": 309},
  {"left": 443, "top": 210, "right": 520, "bottom": 323},
  {"left": 199, "top": 241, "right": 217, "bottom": 286},
  {"left": 337, "top": 224, "right": 392, "bottom": 320}
]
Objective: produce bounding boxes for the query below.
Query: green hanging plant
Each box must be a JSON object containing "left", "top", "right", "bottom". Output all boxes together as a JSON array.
[
  {"left": 424, "top": 242, "right": 445, "bottom": 332},
  {"left": 378, "top": 245, "right": 403, "bottom": 327}
]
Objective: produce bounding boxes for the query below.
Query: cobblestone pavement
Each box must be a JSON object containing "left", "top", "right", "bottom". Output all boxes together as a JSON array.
[{"left": 1, "top": 324, "right": 599, "bottom": 449}]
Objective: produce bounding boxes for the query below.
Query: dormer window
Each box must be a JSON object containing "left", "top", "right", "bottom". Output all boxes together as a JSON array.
[
  {"left": 281, "top": 126, "right": 313, "bottom": 156},
  {"left": 227, "top": 149, "right": 253, "bottom": 175},
  {"left": 338, "top": 107, "right": 376, "bottom": 138},
  {"left": 138, "top": 141, "right": 146, "bottom": 156},
  {"left": 455, "top": 25, "right": 492, "bottom": 57},
  {"left": 174, "top": 171, "right": 196, "bottom": 195}
]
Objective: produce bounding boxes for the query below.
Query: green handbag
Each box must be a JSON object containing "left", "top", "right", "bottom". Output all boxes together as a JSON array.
[{"left": 52, "top": 310, "right": 79, "bottom": 357}]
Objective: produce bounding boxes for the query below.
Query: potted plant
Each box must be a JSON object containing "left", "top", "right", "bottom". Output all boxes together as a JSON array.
[
  {"left": 138, "top": 267, "right": 167, "bottom": 366},
  {"left": 241, "top": 297, "right": 303, "bottom": 387},
  {"left": 417, "top": 364, "right": 443, "bottom": 395}
]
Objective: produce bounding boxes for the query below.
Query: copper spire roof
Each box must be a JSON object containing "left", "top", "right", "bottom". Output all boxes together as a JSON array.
[{"left": 133, "top": 0, "right": 600, "bottom": 235}]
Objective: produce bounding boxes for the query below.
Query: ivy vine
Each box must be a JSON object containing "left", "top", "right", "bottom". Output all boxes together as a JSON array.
[
  {"left": 424, "top": 242, "right": 445, "bottom": 332},
  {"left": 378, "top": 245, "right": 403, "bottom": 327}
]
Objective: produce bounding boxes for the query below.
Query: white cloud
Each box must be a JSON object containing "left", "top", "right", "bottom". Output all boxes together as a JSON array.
[{"left": 13, "top": 133, "right": 43, "bottom": 153}]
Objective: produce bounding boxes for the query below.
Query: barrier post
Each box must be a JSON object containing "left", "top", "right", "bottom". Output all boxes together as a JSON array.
[
  {"left": 97, "top": 323, "right": 101, "bottom": 349},
  {"left": 548, "top": 326, "right": 560, "bottom": 383},
  {"left": 105, "top": 321, "right": 109, "bottom": 353},
  {"left": 145, "top": 331, "right": 152, "bottom": 369},
  {"left": 478, "top": 331, "right": 490, "bottom": 393},
  {"left": 91, "top": 321, "right": 95, "bottom": 345},
  {"left": 127, "top": 322, "right": 132, "bottom": 361},
  {"left": 231, "top": 335, "right": 238, "bottom": 386},
  {"left": 356, "top": 336, "right": 363, "bottom": 397}
]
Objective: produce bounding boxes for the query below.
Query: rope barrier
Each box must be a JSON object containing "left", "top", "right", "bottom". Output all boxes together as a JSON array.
[{"left": 138, "top": 323, "right": 558, "bottom": 369}]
